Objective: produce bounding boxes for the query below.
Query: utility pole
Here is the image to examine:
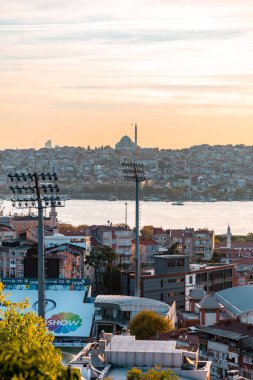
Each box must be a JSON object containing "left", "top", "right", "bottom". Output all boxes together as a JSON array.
[
  {"left": 8, "top": 170, "right": 65, "bottom": 319},
  {"left": 122, "top": 162, "right": 146, "bottom": 297}
]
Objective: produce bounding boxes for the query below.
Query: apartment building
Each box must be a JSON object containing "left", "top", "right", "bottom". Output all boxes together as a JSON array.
[
  {"left": 194, "top": 230, "right": 215, "bottom": 261},
  {"left": 0, "top": 240, "right": 30, "bottom": 278},
  {"left": 122, "top": 255, "right": 234, "bottom": 310},
  {"left": 167, "top": 228, "right": 214, "bottom": 260},
  {"left": 131, "top": 238, "right": 159, "bottom": 265},
  {"left": 86, "top": 225, "right": 134, "bottom": 264},
  {"left": 199, "top": 321, "right": 253, "bottom": 379}
]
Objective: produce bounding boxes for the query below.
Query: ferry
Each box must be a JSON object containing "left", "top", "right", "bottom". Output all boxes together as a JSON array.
[
  {"left": 171, "top": 201, "right": 184, "bottom": 206},
  {"left": 108, "top": 196, "right": 117, "bottom": 201}
]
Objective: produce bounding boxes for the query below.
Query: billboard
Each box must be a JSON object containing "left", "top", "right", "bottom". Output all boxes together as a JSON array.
[
  {"left": 1, "top": 278, "right": 90, "bottom": 290},
  {"left": 2, "top": 289, "right": 94, "bottom": 338}
]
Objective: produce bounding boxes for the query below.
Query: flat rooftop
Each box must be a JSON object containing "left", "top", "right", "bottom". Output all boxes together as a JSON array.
[{"left": 105, "top": 336, "right": 180, "bottom": 354}]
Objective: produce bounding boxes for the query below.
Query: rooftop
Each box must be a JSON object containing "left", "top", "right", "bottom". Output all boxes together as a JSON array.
[
  {"left": 95, "top": 295, "right": 170, "bottom": 313},
  {"left": 189, "top": 288, "right": 206, "bottom": 300},
  {"left": 215, "top": 285, "right": 253, "bottom": 317},
  {"left": 105, "top": 336, "right": 179, "bottom": 354},
  {"left": 199, "top": 295, "right": 220, "bottom": 310},
  {"left": 200, "top": 321, "right": 253, "bottom": 340}
]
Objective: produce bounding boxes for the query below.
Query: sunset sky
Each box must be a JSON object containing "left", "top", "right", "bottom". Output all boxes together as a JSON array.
[{"left": 1, "top": 0, "right": 253, "bottom": 149}]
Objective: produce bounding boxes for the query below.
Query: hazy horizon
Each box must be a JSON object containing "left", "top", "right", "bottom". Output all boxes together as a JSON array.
[
  {"left": 1, "top": 1, "right": 253, "bottom": 149},
  {"left": 1, "top": 138, "right": 253, "bottom": 151}
]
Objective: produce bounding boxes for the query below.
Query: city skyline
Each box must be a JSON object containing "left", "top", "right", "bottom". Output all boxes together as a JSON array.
[{"left": 1, "top": 0, "right": 253, "bottom": 149}]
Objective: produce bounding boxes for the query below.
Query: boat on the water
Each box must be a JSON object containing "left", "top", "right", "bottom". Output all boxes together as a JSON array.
[
  {"left": 171, "top": 201, "right": 185, "bottom": 206},
  {"left": 108, "top": 196, "right": 117, "bottom": 201}
]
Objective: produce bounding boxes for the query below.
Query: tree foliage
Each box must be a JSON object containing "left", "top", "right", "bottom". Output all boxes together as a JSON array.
[
  {"left": 166, "top": 243, "right": 181, "bottom": 255},
  {"left": 59, "top": 223, "right": 88, "bottom": 234},
  {"left": 127, "top": 366, "right": 179, "bottom": 380},
  {"left": 85, "top": 245, "right": 118, "bottom": 294},
  {"left": 0, "top": 283, "right": 80, "bottom": 380},
  {"left": 128, "top": 310, "right": 173, "bottom": 340},
  {"left": 140, "top": 225, "right": 154, "bottom": 239}
]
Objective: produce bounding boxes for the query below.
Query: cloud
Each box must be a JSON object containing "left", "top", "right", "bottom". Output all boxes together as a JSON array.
[{"left": 0, "top": 0, "right": 253, "bottom": 146}]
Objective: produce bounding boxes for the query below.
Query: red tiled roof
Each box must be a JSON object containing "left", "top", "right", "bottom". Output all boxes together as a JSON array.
[
  {"left": 132, "top": 238, "right": 159, "bottom": 246},
  {"left": 216, "top": 241, "right": 253, "bottom": 249},
  {"left": 153, "top": 228, "right": 166, "bottom": 235}
]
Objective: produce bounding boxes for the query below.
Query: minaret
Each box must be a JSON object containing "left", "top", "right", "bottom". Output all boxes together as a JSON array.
[
  {"left": 49, "top": 205, "right": 58, "bottom": 230},
  {"left": 226, "top": 224, "right": 232, "bottom": 249},
  {"left": 134, "top": 123, "right": 138, "bottom": 148}
]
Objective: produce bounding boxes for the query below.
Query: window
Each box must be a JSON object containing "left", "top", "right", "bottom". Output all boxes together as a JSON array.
[
  {"left": 168, "top": 260, "right": 176, "bottom": 268},
  {"left": 160, "top": 280, "right": 163, "bottom": 288},
  {"left": 160, "top": 293, "right": 163, "bottom": 301},
  {"left": 244, "top": 356, "right": 253, "bottom": 365},
  {"left": 168, "top": 292, "right": 184, "bottom": 297},
  {"left": 189, "top": 276, "right": 193, "bottom": 284}
]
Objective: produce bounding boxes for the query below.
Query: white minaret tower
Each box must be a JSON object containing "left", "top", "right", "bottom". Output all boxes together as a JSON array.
[
  {"left": 226, "top": 224, "right": 232, "bottom": 249},
  {"left": 135, "top": 123, "right": 138, "bottom": 148},
  {"left": 49, "top": 205, "right": 58, "bottom": 230}
]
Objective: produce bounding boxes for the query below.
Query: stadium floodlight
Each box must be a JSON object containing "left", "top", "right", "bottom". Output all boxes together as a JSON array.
[
  {"left": 122, "top": 162, "right": 146, "bottom": 297},
  {"left": 8, "top": 170, "right": 65, "bottom": 320}
]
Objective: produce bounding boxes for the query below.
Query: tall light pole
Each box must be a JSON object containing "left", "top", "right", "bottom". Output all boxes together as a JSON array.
[
  {"left": 8, "top": 170, "right": 65, "bottom": 319},
  {"left": 125, "top": 202, "right": 128, "bottom": 226},
  {"left": 122, "top": 162, "right": 146, "bottom": 297}
]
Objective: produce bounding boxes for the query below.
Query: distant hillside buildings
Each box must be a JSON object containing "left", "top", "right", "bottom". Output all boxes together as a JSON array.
[{"left": 1, "top": 140, "right": 253, "bottom": 200}]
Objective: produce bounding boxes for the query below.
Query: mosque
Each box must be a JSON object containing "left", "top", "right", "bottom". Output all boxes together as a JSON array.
[{"left": 115, "top": 124, "right": 138, "bottom": 151}]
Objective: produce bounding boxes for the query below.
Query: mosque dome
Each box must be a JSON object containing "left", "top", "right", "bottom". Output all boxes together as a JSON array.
[{"left": 115, "top": 135, "right": 136, "bottom": 150}]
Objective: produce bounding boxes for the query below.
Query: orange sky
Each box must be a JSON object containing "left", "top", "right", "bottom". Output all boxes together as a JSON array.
[{"left": 1, "top": 0, "right": 253, "bottom": 149}]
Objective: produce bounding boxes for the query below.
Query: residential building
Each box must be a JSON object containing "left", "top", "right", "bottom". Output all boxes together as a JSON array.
[
  {"left": 199, "top": 321, "right": 253, "bottom": 379},
  {"left": 0, "top": 240, "right": 30, "bottom": 277},
  {"left": 167, "top": 228, "right": 214, "bottom": 260},
  {"left": 122, "top": 256, "right": 234, "bottom": 311},
  {"left": 193, "top": 229, "right": 214, "bottom": 261},
  {"left": 0, "top": 224, "right": 17, "bottom": 245},
  {"left": 86, "top": 225, "right": 134, "bottom": 264},
  {"left": 131, "top": 238, "right": 159, "bottom": 265}
]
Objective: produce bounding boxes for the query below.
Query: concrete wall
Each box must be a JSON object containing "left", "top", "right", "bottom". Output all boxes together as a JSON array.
[
  {"left": 154, "top": 255, "right": 190, "bottom": 275},
  {"left": 143, "top": 276, "right": 185, "bottom": 309},
  {"left": 105, "top": 349, "right": 183, "bottom": 368}
]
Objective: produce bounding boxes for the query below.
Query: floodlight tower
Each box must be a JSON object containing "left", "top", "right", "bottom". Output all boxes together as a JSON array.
[
  {"left": 125, "top": 202, "right": 128, "bottom": 226},
  {"left": 8, "top": 170, "right": 65, "bottom": 319},
  {"left": 122, "top": 162, "right": 146, "bottom": 297}
]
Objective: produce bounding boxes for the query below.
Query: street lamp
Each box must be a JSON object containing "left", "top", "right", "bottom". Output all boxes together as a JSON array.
[
  {"left": 122, "top": 162, "right": 146, "bottom": 297},
  {"left": 8, "top": 170, "right": 65, "bottom": 319}
]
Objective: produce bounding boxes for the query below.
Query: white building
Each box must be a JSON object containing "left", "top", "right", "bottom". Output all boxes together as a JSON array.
[{"left": 69, "top": 335, "right": 211, "bottom": 380}]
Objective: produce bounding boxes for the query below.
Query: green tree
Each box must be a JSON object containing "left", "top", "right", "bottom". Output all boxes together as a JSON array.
[
  {"left": 127, "top": 367, "right": 142, "bottom": 380},
  {"left": 167, "top": 243, "right": 181, "bottom": 255},
  {"left": 140, "top": 225, "right": 154, "bottom": 239},
  {"left": 127, "top": 366, "right": 179, "bottom": 380},
  {"left": 128, "top": 310, "right": 173, "bottom": 340},
  {"left": 0, "top": 283, "right": 80, "bottom": 380},
  {"left": 59, "top": 223, "right": 88, "bottom": 234},
  {"left": 212, "top": 251, "right": 221, "bottom": 263},
  {"left": 85, "top": 245, "right": 118, "bottom": 294},
  {"left": 246, "top": 233, "right": 253, "bottom": 242}
]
